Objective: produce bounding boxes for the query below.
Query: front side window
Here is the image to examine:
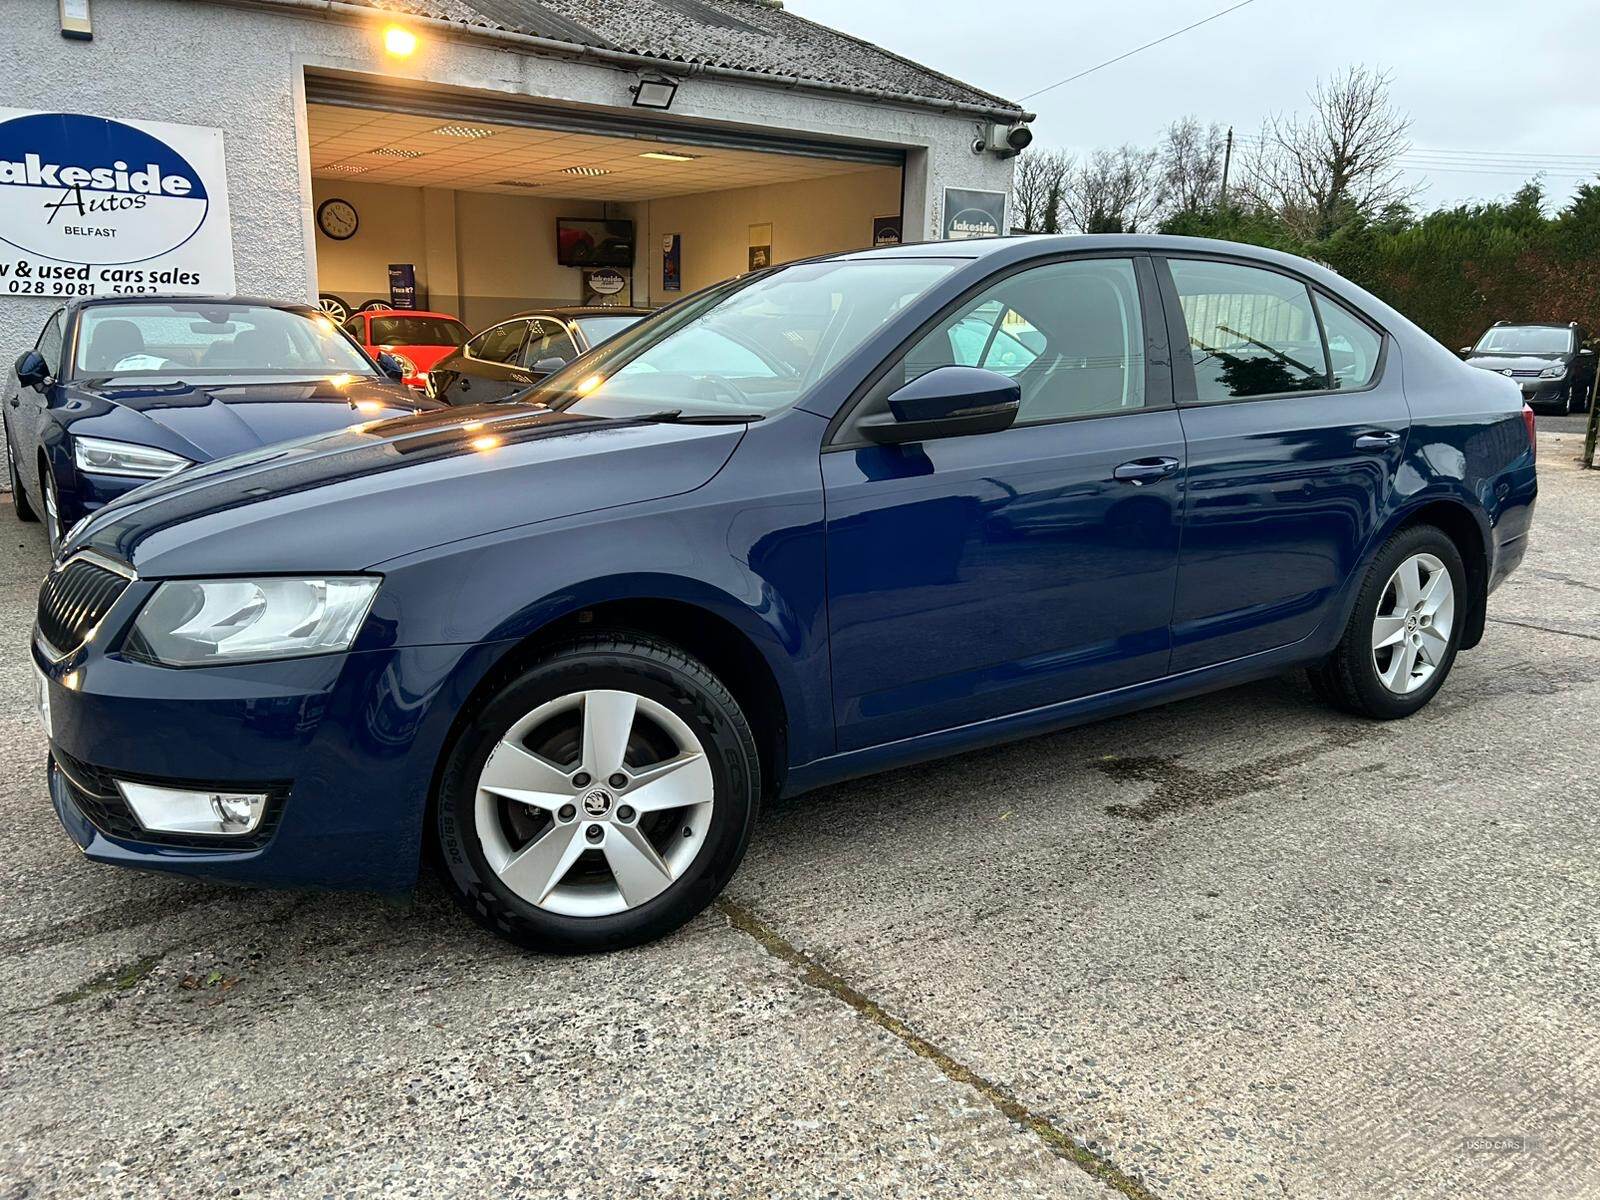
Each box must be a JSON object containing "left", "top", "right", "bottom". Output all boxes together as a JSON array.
[
  {"left": 523, "top": 320, "right": 579, "bottom": 367},
  {"left": 73, "top": 303, "right": 377, "bottom": 376},
  {"left": 467, "top": 321, "right": 529, "bottom": 365},
  {"left": 537, "top": 258, "right": 958, "bottom": 419},
  {"left": 1317, "top": 296, "right": 1383, "bottom": 389},
  {"left": 1170, "top": 259, "right": 1328, "bottom": 401},
  {"left": 891, "top": 257, "right": 1147, "bottom": 424}
]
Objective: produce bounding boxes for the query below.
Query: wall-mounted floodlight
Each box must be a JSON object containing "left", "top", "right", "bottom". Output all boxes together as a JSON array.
[{"left": 630, "top": 75, "right": 679, "bottom": 110}]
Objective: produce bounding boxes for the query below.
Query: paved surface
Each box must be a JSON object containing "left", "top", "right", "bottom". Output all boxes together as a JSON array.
[
  {"left": 1534, "top": 411, "right": 1592, "bottom": 437},
  {"left": 1, "top": 433, "right": 1597, "bottom": 1199}
]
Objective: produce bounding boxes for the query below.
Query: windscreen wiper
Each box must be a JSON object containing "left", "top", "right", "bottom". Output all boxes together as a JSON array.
[{"left": 628, "top": 409, "right": 766, "bottom": 425}]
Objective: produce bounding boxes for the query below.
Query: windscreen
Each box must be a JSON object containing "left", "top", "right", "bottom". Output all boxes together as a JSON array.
[
  {"left": 537, "top": 259, "right": 959, "bottom": 419},
  {"left": 74, "top": 303, "right": 377, "bottom": 376},
  {"left": 1476, "top": 326, "right": 1573, "bottom": 355},
  {"left": 368, "top": 315, "right": 470, "bottom": 347},
  {"left": 573, "top": 314, "right": 645, "bottom": 346}
]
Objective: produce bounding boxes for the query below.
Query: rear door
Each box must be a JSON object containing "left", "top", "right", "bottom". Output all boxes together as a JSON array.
[
  {"left": 441, "top": 319, "right": 534, "bottom": 405},
  {"left": 822, "top": 255, "right": 1186, "bottom": 750},
  {"left": 1157, "top": 254, "right": 1406, "bottom": 672}
]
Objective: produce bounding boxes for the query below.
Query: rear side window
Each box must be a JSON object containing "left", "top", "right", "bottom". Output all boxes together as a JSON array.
[
  {"left": 1316, "top": 296, "right": 1382, "bottom": 389},
  {"left": 1169, "top": 259, "right": 1328, "bottom": 401},
  {"left": 522, "top": 320, "right": 579, "bottom": 367},
  {"left": 468, "top": 321, "right": 528, "bottom": 364}
]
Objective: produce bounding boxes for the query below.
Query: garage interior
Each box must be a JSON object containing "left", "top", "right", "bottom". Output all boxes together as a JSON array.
[{"left": 305, "top": 91, "right": 905, "bottom": 331}]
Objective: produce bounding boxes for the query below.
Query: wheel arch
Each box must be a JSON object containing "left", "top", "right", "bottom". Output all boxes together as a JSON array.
[{"left": 1385, "top": 497, "right": 1491, "bottom": 651}]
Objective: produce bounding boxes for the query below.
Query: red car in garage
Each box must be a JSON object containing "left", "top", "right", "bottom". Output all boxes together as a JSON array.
[{"left": 342, "top": 310, "right": 471, "bottom": 391}]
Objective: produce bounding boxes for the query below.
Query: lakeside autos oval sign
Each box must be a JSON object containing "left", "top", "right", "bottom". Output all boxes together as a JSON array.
[{"left": 0, "top": 109, "right": 234, "bottom": 298}]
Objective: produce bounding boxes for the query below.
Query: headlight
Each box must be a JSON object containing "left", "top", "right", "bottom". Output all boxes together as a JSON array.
[
  {"left": 74, "top": 436, "right": 191, "bottom": 479},
  {"left": 1539, "top": 364, "right": 1567, "bottom": 379},
  {"left": 124, "top": 577, "right": 380, "bottom": 667}
]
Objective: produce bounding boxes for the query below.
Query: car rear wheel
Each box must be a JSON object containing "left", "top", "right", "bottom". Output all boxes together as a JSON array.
[
  {"left": 1309, "top": 525, "right": 1466, "bottom": 719},
  {"left": 5, "top": 424, "right": 37, "bottom": 522},
  {"left": 435, "top": 633, "right": 760, "bottom": 953}
]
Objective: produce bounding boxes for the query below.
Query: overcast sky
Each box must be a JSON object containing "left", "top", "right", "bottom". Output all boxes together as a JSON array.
[{"left": 793, "top": 0, "right": 1600, "bottom": 213}]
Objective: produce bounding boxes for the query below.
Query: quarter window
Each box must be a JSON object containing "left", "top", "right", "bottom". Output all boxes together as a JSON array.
[
  {"left": 468, "top": 321, "right": 529, "bottom": 364},
  {"left": 891, "top": 257, "right": 1147, "bottom": 424},
  {"left": 1169, "top": 259, "right": 1329, "bottom": 401},
  {"left": 1316, "top": 296, "right": 1382, "bottom": 389}
]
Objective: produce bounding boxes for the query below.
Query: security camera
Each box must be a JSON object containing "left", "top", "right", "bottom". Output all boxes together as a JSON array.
[{"left": 974, "top": 123, "right": 1034, "bottom": 158}]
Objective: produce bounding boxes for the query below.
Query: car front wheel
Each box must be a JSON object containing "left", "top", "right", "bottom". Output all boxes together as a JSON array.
[
  {"left": 1309, "top": 525, "right": 1467, "bottom": 719},
  {"left": 5, "top": 424, "right": 37, "bottom": 522},
  {"left": 436, "top": 633, "right": 761, "bottom": 953}
]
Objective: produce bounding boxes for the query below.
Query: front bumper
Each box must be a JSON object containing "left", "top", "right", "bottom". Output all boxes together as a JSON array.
[
  {"left": 36, "top": 632, "right": 512, "bottom": 893},
  {"left": 1515, "top": 378, "right": 1568, "bottom": 407}
]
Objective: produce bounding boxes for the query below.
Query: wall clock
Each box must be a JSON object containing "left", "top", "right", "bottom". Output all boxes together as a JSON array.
[{"left": 317, "top": 198, "right": 359, "bottom": 240}]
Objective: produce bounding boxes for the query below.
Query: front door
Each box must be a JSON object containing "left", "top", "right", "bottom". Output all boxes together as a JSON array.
[
  {"left": 823, "top": 256, "right": 1185, "bottom": 751},
  {"left": 443, "top": 319, "right": 535, "bottom": 405},
  {"left": 1156, "top": 255, "right": 1409, "bottom": 672}
]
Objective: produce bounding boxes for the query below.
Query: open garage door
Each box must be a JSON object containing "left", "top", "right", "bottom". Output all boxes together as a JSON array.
[{"left": 303, "top": 74, "right": 906, "bottom": 332}]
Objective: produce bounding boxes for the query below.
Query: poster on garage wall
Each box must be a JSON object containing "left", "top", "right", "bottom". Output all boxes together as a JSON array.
[
  {"left": 662, "top": 234, "right": 681, "bottom": 292},
  {"left": 0, "top": 108, "right": 234, "bottom": 299},
  {"left": 941, "top": 188, "right": 1006, "bottom": 241}
]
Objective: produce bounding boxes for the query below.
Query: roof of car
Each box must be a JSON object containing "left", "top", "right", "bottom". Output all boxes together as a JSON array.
[
  {"left": 358, "top": 310, "right": 464, "bottom": 322},
  {"left": 66, "top": 294, "right": 317, "bottom": 314}
]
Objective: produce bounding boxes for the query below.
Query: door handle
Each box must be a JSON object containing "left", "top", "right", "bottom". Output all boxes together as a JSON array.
[
  {"left": 1113, "top": 456, "right": 1181, "bottom": 485},
  {"left": 1354, "top": 430, "right": 1401, "bottom": 450},
  {"left": 7, "top": 397, "right": 16, "bottom": 408}
]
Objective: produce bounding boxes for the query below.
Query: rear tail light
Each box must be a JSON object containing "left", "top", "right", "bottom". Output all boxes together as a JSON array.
[{"left": 1522, "top": 403, "right": 1536, "bottom": 460}]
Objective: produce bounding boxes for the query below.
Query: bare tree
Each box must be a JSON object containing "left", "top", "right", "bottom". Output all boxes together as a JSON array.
[
  {"left": 1159, "top": 117, "right": 1227, "bottom": 216},
  {"left": 1012, "top": 147, "right": 1073, "bottom": 233},
  {"left": 1063, "top": 145, "right": 1163, "bottom": 234},
  {"left": 1239, "top": 65, "right": 1415, "bottom": 238}
]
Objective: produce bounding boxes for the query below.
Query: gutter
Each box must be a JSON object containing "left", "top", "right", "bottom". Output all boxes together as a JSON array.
[{"left": 204, "top": 0, "right": 1034, "bottom": 124}]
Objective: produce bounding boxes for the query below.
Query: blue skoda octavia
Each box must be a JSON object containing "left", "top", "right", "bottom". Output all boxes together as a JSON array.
[{"left": 33, "top": 236, "right": 1537, "bottom": 952}]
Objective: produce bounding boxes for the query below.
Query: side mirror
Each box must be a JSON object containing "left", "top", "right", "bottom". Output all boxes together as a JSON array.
[
  {"left": 14, "top": 350, "right": 49, "bottom": 391},
  {"left": 530, "top": 356, "right": 568, "bottom": 375},
  {"left": 376, "top": 351, "right": 406, "bottom": 381},
  {"left": 1458, "top": 347, "right": 1472, "bottom": 358},
  {"left": 859, "top": 365, "right": 1020, "bottom": 445},
  {"left": 1580, "top": 348, "right": 1594, "bottom": 357}
]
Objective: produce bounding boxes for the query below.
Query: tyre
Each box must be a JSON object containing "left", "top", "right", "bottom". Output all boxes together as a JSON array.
[
  {"left": 1308, "top": 524, "right": 1466, "bottom": 720},
  {"left": 1566, "top": 384, "right": 1578, "bottom": 415},
  {"left": 5, "top": 421, "right": 37, "bottom": 522},
  {"left": 435, "top": 633, "right": 761, "bottom": 953},
  {"left": 40, "top": 461, "right": 63, "bottom": 553}
]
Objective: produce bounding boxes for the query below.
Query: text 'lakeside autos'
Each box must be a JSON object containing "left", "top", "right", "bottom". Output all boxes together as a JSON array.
[
  {"left": 31, "top": 235, "right": 1536, "bottom": 953},
  {"left": 5, "top": 296, "right": 440, "bottom": 552}
]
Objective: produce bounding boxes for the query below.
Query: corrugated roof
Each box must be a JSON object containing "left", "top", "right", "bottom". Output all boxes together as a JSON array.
[{"left": 326, "top": 0, "right": 1025, "bottom": 115}]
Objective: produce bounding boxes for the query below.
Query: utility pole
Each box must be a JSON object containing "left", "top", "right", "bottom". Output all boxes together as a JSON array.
[
  {"left": 1218, "top": 126, "right": 1234, "bottom": 208},
  {"left": 1585, "top": 365, "right": 1599, "bottom": 468}
]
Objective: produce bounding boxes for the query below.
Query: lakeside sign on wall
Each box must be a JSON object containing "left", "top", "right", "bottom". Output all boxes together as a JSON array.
[
  {"left": 941, "top": 188, "right": 1006, "bottom": 241},
  {"left": 0, "top": 109, "right": 233, "bottom": 299}
]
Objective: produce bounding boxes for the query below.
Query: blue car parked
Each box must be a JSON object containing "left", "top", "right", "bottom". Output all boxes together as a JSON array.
[
  {"left": 5, "top": 296, "right": 438, "bottom": 552},
  {"left": 33, "top": 236, "right": 1537, "bottom": 952}
]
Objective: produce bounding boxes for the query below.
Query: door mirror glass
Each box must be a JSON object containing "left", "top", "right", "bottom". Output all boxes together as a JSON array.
[
  {"left": 14, "top": 350, "right": 49, "bottom": 390},
  {"left": 375, "top": 351, "right": 406, "bottom": 381},
  {"left": 860, "top": 366, "right": 1020, "bottom": 445}
]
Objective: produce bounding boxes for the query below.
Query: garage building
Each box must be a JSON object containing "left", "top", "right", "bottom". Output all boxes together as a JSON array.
[{"left": 0, "top": 0, "right": 1030, "bottom": 362}]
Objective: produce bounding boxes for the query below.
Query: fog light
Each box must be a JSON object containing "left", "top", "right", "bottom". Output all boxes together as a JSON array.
[{"left": 115, "top": 780, "right": 269, "bottom": 836}]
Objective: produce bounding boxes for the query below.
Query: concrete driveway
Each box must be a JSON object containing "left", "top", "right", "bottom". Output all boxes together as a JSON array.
[{"left": 1, "top": 432, "right": 1596, "bottom": 1200}]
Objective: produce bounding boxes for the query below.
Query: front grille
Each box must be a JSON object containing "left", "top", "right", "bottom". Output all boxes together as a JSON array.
[
  {"left": 1509, "top": 368, "right": 1542, "bottom": 378},
  {"left": 36, "top": 555, "right": 131, "bottom": 657},
  {"left": 51, "top": 747, "right": 288, "bottom": 851}
]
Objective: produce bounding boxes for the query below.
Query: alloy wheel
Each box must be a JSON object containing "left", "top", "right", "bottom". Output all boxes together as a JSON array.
[
  {"left": 1371, "top": 551, "right": 1454, "bottom": 695},
  {"left": 42, "top": 470, "right": 61, "bottom": 553},
  {"left": 473, "top": 689, "right": 715, "bottom": 918}
]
